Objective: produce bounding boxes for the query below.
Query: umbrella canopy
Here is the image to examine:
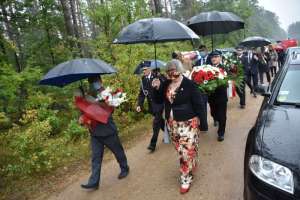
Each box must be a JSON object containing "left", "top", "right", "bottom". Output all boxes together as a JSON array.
[
  {"left": 40, "top": 58, "right": 117, "bottom": 87},
  {"left": 239, "top": 36, "right": 271, "bottom": 48},
  {"left": 187, "top": 11, "right": 244, "bottom": 36},
  {"left": 113, "top": 17, "right": 199, "bottom": 44},
  {"left": 280, "top": 39, "right": 298, "bottom": 49},
  {"left": 216, "top": 48, "right": 236, "bottom": 54},
  {"left": 134, "top": 60, "right": 166, "bottom": 74}
]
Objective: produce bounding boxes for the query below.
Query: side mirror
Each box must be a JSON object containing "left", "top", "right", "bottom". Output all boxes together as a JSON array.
[{"left": 256, "top": 84, "right": 271, "bottom": 97}]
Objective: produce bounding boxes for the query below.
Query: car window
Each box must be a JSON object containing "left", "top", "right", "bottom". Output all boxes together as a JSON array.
[{"left": 276, "top": 64, "right": 300, "bottom": 104}]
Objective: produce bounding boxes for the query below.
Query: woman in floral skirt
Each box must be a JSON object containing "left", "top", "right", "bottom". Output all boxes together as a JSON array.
[{"left": 152, "top": 59, "right": 205, "bottom": 194}]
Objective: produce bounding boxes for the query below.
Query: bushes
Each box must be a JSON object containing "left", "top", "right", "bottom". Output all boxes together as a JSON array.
[
  {"left": 4, "top": 120, "right": 52, "bottom": 176},
  {"left": 1, "top": 113, "right": 88, "bottom": 177},
  {"left": 63, "top": 119, "right": 87, "bottom": 142}
]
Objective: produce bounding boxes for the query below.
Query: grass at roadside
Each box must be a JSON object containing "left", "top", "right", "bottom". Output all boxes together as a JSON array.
[{"left": 0, "top": 116, "right": 152, "bottom": 200}]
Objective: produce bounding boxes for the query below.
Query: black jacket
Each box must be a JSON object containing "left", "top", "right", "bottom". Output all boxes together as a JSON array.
[
  {"left": 137, "top": 73, "right": 165, "bottom": 114},
  {"left": 240, "top": 52, "right": 259, "bottom": 75},
  {"left": 91, "top": 115, "right": 118, "bottom": 137},
  {"left": 154, "top": 76, "right": 205, "bottom": 121}
]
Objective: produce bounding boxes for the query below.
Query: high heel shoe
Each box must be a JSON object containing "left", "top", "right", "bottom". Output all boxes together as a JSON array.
[{"left": 180, "top": 184, "right": 190, "bottom": 194}]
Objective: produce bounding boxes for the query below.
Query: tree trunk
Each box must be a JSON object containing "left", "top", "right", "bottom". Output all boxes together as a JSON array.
[
  {"left": 86, "top": 0, "right": 98, "bottom": 39},
  {"left": 69, "top": 0, "right": 80, "bottom": 39},
  {"left": 163, "top": 0, "right": 169, "bottom": 17},
  {"left": 59, "top": 0, "right": 74, "bottom": 37},
  {"left": 40, "top": 3, "right": 55, "bottom": 65},
  {"left": 0, "top": 2, "right": 21, "bottom": 72},
  {"left": 0, "top": 33, "right": 7, "bottom": 57},
  {"left": 153, "top": 0, "right": 162, "bottom": 15}
]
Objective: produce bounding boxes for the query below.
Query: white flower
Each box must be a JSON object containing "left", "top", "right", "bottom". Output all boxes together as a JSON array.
[{"left": 96, "top": 87, "right": 127, "bottom": 107}]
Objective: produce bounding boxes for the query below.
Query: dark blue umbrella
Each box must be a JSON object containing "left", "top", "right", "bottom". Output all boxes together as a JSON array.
[
  {"left": 134, "top": 60, "right": 166, "bottom": 74},
  {"left": 39, "top": 58, "right": 117, "bottom": 87}
]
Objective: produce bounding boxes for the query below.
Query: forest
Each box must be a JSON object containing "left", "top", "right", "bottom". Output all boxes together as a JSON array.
[{"left": 0, "top": 0, "right": 292, "bottom": 199}]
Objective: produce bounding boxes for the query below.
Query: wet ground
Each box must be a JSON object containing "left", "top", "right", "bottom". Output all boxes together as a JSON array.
[{"left": 46, "top": 93, "right": 263, "bottom": 200}]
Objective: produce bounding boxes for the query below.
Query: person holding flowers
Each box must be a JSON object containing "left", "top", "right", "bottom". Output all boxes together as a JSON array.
[
  {"left": 152, "top": 59, "right": 205, "bottom": 194},
  {"left": 207, "top": 50, "right": 228, "bottom": 142},
  {"left": 78, "top": 76, "right": 129, "bottom": 190}
]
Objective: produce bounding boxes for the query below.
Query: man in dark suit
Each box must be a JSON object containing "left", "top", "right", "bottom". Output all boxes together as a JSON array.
[
  {"left": 235, "top": 47, "right": 246, "bottom": 108},
  {"left": 80, "top": 76, "right": 129, "bottom": 190},
  {"left": 136, "top": 65, "right": 165, "bottom": 152},
  {"left": 208, "top": 50, "right": 228, "bottom": 141},
  {"left": 240, "top": 49, "right": 259, "bottom": 97},
  {"left": 195, "top": 45, "right": 211, "bottom": 66}
]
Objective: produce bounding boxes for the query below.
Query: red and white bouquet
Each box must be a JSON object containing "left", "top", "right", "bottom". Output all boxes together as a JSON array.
[
  {"left": 190, "top": 65, "right": 228, "bottom": 94},
  {"left": 96, "top": 87, "right": 127, "bottom": 107}
]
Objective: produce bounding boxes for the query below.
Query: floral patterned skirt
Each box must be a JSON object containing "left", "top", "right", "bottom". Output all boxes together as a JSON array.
[{"left": 167, "top": 117, "right": 199, "bottom": 186}]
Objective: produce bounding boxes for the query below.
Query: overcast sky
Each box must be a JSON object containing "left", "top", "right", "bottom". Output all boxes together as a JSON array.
[{"left": 258, "top": 0, "right": 300, "bottom": 31}]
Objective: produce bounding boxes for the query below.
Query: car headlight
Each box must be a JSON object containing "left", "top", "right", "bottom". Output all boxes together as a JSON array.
[{"left": 249, "top": 155, "right": 294, "bottom": 194}]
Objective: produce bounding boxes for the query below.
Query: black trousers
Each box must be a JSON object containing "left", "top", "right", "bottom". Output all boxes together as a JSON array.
[
  {"left": 150, "top": 110, "right": 165, "bottom": 148},
  {"left": 199, "top": 94, "right": 208, "bottom": 131},
  {"left": 246, "top": 72, "right": 258, "bottom": 93},
  {"left": 258, "top": 71, "right": 271, "bottom": 84},
  {"left": 88, "top": 134, "right": 128, "bottom": 185},
  {"left": 236, "top": 80, "right": 246, "bottom": 106},
  {"left": 209, "top": 101, "right": 227, "bottom": 136},
  {"left": 270, "top": 66, "right": 277, "bottom": 77}
]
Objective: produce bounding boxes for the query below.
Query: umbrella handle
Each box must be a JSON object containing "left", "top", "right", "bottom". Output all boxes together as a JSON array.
[{"left": 79, "top": 81, "right": 85, "bottom": 97}]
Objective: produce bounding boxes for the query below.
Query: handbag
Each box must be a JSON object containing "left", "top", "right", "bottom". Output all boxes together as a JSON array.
[{"left": 163, "top": 121, "right": 170, "bottom": 144}]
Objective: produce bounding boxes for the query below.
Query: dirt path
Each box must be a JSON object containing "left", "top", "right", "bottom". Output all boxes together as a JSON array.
[{"left": 46, "top": 93, "right": 263, "bottom": 200}]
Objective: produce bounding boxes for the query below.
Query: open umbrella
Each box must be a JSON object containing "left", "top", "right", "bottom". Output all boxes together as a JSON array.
[
  {"left": 39, "top": 58, "right": 117, "bottom": 87},
  {"left": 187, "top": 11, "right": 244, "bottom": 50},
  {"left": 239, "top": 36, "right": 271, "bottom": 48},
  {"left": 113, "top": 17, "right": 199, "bottom": 68},
  {"left": 134, "top": 60, "right": 166, "bottom": 74}
]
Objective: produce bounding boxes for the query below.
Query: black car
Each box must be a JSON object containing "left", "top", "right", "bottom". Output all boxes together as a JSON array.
[{"left": 244, "top": 47, "right": 300, "bottom": 200}]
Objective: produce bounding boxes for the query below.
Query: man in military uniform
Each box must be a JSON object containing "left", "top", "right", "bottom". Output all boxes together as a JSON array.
[
  {"left": 208, "top": 50, "right": 228, "bottom": 141},
  {"left": 136, "top": 64, "right": 165, "bottom": 152}
]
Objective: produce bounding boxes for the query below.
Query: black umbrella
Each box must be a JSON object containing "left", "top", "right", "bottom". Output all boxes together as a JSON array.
[
  {"left": 113, "top": 17, "right": 199, "bottom": 67},
  {"left": 239, "top": 36, "right": 271, "bottom": 48},
  {"left": 187, "top": 11, "right": 245, "bottom": 49},
  {"left": 39, "top": 58, "right": 117, "bottom": 87},
  {"left": 134, "top": 60, "right": 166, "bottom": 75}
]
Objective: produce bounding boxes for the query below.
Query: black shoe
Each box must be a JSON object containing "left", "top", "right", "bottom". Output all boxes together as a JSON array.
[
  {"left": 118, "top": 167, "right": 130, "bottom": 179},
  {"left": 81, "top": 183, "right": 99, "bottom": 190},
  {"left": 217, "top": 135, "right": 224, "bottom": 142},
  {"left": 147, "top": 145, "right": 156, "bottom": 152},
  {"left": 253, "top": 93, "right": 257, "bottom": 98},
  {"left": 240, "top": 105, "right": 245, "bottom": 109}
]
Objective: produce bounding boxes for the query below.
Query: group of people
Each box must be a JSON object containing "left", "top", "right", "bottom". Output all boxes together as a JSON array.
[
  {"left": 235, "top": 44, "right": 282, "bottom": 100},
  {"left": 79, "top": 43, "right": 282, "bottom": 195}
]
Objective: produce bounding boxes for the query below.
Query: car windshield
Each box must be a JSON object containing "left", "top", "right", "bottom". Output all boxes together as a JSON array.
[{"left": 276, "top": 64, "right": 300, "bottom": 104}]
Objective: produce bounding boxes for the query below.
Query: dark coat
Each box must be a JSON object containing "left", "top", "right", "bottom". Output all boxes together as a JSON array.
[
  {"left": 153, "top": 76, "right": 205, "bottom": 121},
  {"left": 137, "top": 73, "right": 165, "bottom": 114},
  {"left": 240, "top": 52, "right": 259, "bottom": 75},
  {"left": 91, "top": 116, "right": 118, "bottom": 137}
]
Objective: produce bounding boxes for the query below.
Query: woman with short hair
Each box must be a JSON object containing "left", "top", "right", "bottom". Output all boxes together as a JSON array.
[{"left": 152, "top": 59, "right": 205, "bottom": 194}]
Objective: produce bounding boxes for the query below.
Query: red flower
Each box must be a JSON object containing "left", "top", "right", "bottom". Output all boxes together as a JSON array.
[{"left": 113, "top": 88, "right": 123, "bottom": 95}]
